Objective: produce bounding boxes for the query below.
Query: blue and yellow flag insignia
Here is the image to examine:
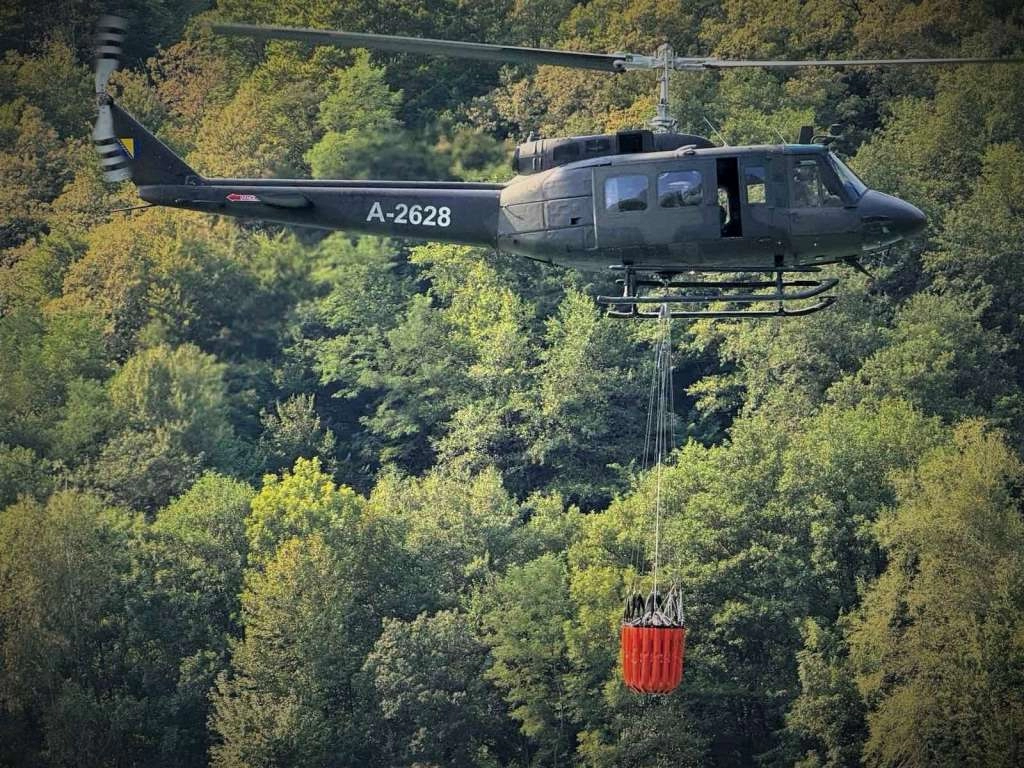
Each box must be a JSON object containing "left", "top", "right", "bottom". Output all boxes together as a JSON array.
[{"left": 117, "top": 137, "right": 135, "bottom": 159}]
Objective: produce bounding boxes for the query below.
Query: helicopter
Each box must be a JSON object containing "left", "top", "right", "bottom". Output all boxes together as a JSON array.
[{"left": 93, "top": 16, "right": 1022, "bottom": 318}]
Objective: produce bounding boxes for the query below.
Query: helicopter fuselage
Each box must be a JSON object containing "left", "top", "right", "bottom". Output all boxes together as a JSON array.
[{"left": 497, "top": 142, "right": 925, "bottom": 274}]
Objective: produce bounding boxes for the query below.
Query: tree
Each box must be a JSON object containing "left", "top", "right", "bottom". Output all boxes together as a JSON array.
[
  {"left": 0, "top": 491, "right": 136, "bottom": 766},
  {"left": 188, "top": 49, "right": 326, "bottom": 177},
  {"left": 528, "top": 289, "right": 647, "bottom": 508},
  {"left": 0, "top": 104, "right": 69, "bottom": 248},
  {"left": 60, "top": 212, "right": 286, "bottom": 361},
  {"left": 210, "top": 534, "right": 371, "bottom": 768},
  {"left": 148, "top": 472, "right": 252, "bottom": 653},
  {"left": 96, "top": 474, "right": 255, "bottom": 765},
  {"left": 95, "top": 343, "right": 240, "bottom": 511},
  {"left": 785, "top": 620, "right": 867, "bottom": 768},
  {"left": 305, "top": 52, "right": 446, "bottom": 180},
  {"left": 828, "top": 293, "right": 1020, "bottom": 430},
  {"left": 365, "top": 610, "right": 520, "bottom": 767},
  {"left": 257, "top": 394, "right": 337, "bottom": 475},
  {"left": 0, "top": 443, "right": 50, "bottom": 507},
  {"left": 244, "top": 456, "right": 362, "bottom": 565},
  {"left": 0, "top": 302, "right": 108, "bottom": 455},
  {"left": 848, "top": 422, "right": 1024, "bottom": 768},
  {"left": 354, "top": 294, "right": 474, "bottom": 474},
  {"left": 477, "top": 553, "right": 578, "bottom": 765},
  {"left": 367, "top": 464, "right": 521, "bottom": 607}
]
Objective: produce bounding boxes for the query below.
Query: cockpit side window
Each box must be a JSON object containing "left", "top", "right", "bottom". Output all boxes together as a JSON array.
[
  {"left": 827, "top": 152, "right": 868, "bottom": 200},
  {"left": 791, "top": 159, "right": 843, "bottom": 208}
]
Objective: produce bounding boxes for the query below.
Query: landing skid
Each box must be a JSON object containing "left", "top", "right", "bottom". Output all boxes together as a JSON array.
[{"left": 596, "top": 266, "right": 838, "bottom": 319}]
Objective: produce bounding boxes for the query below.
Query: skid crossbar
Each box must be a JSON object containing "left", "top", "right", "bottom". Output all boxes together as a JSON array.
[{"left": 597, "top": 267, "right": 839, "bottom": 319}]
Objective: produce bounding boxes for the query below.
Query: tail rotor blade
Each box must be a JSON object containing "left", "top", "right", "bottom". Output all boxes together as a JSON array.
[
  {"left": 94, "top": 14, "right": 127, "bottom": 94},
  {"left": 94, "top": 15, "right": 131, "bottom": 182},
  {"left": 93, "top": 103, "right": 131, "bottom": 182}
]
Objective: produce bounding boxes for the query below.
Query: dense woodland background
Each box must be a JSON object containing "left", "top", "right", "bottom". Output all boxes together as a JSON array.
[{"left": 1, "top": 0, "right": 1024, "bottom": 765}]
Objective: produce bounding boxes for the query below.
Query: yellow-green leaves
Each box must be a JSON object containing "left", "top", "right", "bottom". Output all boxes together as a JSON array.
[{"left": 246, "top": 456, "right": 363, "bottom": 565}]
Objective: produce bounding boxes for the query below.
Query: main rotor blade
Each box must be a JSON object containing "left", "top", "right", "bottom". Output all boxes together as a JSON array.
[
  {"left": 213, "top": 22, "right": 1024, "bottom": 74},
  {"left": 678, "top": 55, "right": 1024, "bottom": 70},
  {"left": 213, "top": 22, "right": 635, "bottom": 72}
]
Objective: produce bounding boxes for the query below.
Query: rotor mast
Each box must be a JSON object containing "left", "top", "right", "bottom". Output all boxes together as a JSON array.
[{"left": 650, "top": 44, "right": 677, "bottom": 133}]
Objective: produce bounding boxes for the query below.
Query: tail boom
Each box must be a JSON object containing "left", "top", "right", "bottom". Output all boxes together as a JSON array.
[
  {"left": 106, "top": 100, "right": 501, "bottom": 245},
  {"left": 138, "top": 182, "right": 502, "bottom": 246}
]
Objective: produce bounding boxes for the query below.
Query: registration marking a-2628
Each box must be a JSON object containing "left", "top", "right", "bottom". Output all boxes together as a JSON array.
[{"left": 366, "top": 201, "right": 451, "bottom": 227}]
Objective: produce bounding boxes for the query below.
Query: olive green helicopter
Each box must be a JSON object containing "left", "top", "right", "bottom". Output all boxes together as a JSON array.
[{"left": 93, "top": 15, "right": 1022, "bottom": 318}]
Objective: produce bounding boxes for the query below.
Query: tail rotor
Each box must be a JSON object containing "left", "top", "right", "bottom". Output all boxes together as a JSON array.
[{"left": 93, "top": 15, "right": 131, "bottom": 182}]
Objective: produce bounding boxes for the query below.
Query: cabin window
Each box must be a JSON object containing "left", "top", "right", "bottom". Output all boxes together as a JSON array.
[
  {"left": 605, "top": 175, "right": 649, "bottom": 212},
  {"left": 745, "top": 166, "right": 766, "bottom": 204},
  {"left": 658, "top": 170, "right": 703, "bottom": 207}
]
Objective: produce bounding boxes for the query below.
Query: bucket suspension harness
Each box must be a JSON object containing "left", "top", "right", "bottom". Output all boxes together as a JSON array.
[{"left": 621, "top": 304, "right": 687, "bottom": 694}]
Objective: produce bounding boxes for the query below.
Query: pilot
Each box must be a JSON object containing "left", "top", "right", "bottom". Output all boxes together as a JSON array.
[{"left": 792, "top": 164, "right": 820, "bottom": 207}]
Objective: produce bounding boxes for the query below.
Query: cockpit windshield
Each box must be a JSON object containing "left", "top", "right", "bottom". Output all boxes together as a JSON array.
[{"left": 827, "top": 152, "right": 868, "bottom": 200}]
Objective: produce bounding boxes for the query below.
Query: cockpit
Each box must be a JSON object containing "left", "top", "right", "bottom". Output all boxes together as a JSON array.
[{"left": 788, "top": 152, "right": 867, "bottom": 208}]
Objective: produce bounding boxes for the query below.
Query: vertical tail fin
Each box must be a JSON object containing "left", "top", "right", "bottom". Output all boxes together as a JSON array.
[{"left": 105, "top": 101, "right": 202, "bottom": 186}]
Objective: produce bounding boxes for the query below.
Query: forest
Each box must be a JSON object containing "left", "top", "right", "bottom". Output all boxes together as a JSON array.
[{"left": 1, "top": 0, "right": 1023, "bottom": 765}]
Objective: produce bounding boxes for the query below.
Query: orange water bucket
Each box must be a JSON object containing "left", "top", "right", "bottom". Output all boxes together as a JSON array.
[{"left": 620, "top": 624, "right": 686, "bottom": 694}]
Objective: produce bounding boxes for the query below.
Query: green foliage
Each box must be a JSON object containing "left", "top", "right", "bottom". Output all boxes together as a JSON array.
[
  {"left": 366, "top": 610, "right": 519, "bottom": 766},
  {"left": 210, "top": 534, "right": 370, "bottom": 768},
  {"left": 0, "top": 443, "right": 50, "bottom": 508},
  {"left": 95, "top": 343, "right": 240, "bottom": 511},
  {"left": 0, "top": 42, "right": 92, "bottom": 137},
  {"left": 257, "top": 394, "right": 338, "bottom": 474},
  {"left": 368, "top": 464, "right": 520, "bottom": 606},
  {"left": 355, "top": 293, "right": 475, "bottom": 472},
  {"left": 0, "top": 302, "right": 108, "bottom": 454},
  {"left": 148, "top": 472, "right": 251, "bottom": 648},
  {"left": 0, "top": 104, "right": 70, "bottom": 248},
  {"left": 306, "top": 52, "right": 446, "bottom": 180},
  {"left": 848, "top": 422, "right": 1024, "bottom": 767},
  {"left": 189, "top": 49, "right": 326, "bottom": 177},
  {"left": 529, "top": 289, "right": 646, "bottom": 506},
  {"left": 245, "top": 456, "right": 362, "bottom": 565},
  {"left": 829, "top": 293, "right": 1019, "bottom": 427},
  {"left": 786, "top": 620, "right": 867, "bottom": 768},
  {"left": 319, "top": 51, "right": 402, "bottom": 135},
  {"left": 3, "top": 2, "right": 1024, "bottom": 765},
  {"left": 0, "top": 491, "right": 135, "bottom": 766},
  {"left": 478, "top": 553, "right": 578, "bottom": 762}
]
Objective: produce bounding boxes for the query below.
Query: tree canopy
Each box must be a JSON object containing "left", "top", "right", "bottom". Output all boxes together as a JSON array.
[{"left": 2, "top": 1, "right": 1023, "bottom": 766}]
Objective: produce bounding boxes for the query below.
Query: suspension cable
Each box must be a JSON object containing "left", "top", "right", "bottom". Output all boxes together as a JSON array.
[
  {"left": 631, "top": 304, "right": 675, "bottom": 595},
  {"left": 651, "top": 304, "right": 673, "bottom": 597}
]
